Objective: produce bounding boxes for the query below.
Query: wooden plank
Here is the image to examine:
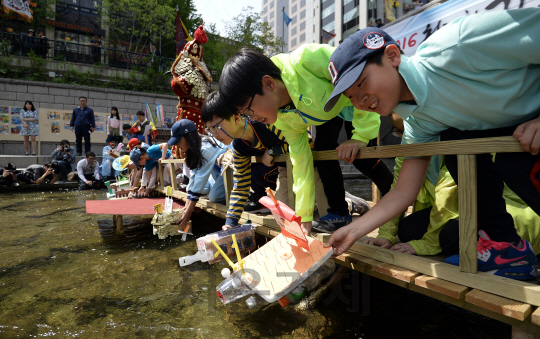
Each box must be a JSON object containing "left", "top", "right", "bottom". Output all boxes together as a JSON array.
[
  {"left": 286, "top": 160, "right": 295, "bottom": 211},
  {"left": 531, "top": 308, "right": 540, "bottom": 326},
  {"left": 158, "top": 162, "right": 164, "bottom": 189},
  {"left": 160, "top": 159, "right": 185, "bottom": 164},
  {"left": 327, "top": 238, "right": 540, "bottom": 307},
  {"left": 374, "top": 263, "right": 419, "bottom": 283},
  {"left": 268, "top": 136, "right": 522, "bottom": 163},
  {"left": 223, "top": 167, "right": 233, "bottom": 207},
  {"left": 458, "top": 154, "right": 478, "bottom": 273},
  {"left": 465, "top": 289, "right": 532, "bottom": 321},
  {"left": 415, "top": 275, "right": 469, "bottom": 300},
  {"left": 168, "top": 160, "right": 177, "bottom": 191}
]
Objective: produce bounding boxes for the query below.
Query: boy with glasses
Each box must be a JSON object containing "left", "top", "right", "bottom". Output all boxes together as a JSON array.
[
  {"left": 218, "top": 46, "right": 385, "bottom": 235},
  {"left": 201, "top": 92, "right": 293, "bottom": 227}
]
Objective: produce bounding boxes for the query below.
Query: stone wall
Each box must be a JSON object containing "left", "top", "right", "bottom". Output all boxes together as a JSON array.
[{"left": 0, "top": 78, "right": 180, "bottom": 155}]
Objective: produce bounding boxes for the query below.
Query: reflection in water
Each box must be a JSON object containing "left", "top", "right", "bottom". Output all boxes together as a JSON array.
[{"left": 0, "top": 183, "right": 508, "bottom": 338}]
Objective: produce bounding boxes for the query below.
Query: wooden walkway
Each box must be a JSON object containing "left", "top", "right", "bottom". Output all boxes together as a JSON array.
[{"left": 151, "top": 136, "right": 540, "bottom": 336}]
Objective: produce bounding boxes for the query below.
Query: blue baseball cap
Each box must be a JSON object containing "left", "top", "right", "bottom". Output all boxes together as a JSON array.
[
  {"left": 324, "top": 27, "right": 398, "bottom": 112},
  {"left": 130, "top": 148, "right": 142, "bottom": 168},
  {"left": 168, "top": 119, "right": 197, "bottom": 146}
]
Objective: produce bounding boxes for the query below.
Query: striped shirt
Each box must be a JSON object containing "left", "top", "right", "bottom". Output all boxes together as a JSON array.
[{"left": 225, "top": 121, "right": 289, "bottom": 226}]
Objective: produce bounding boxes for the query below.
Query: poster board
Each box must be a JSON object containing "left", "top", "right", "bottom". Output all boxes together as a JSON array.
[{"left": 0, "top": 106, "right": 129, "bottom": 143}]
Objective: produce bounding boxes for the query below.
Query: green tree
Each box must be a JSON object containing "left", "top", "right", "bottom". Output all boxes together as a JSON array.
[
  {"left": 222, "top": 6, "right": 285, "bottom": 55},
  {"left": 202, "top": 7, "right": 285, "bottom": 78},
  {"left": 99, "top": 0, "right": 177, "bottom": 54}
]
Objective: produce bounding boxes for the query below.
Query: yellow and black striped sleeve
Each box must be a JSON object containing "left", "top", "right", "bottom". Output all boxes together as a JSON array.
[{"left": 225, "top": 148, "right": 252, "bottom": 226}]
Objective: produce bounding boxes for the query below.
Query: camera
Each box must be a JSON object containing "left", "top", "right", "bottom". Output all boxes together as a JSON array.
[
  {"left": 62, "top": 145, "right": 70, "bottom": 152},
  {"left": 50, "top": 161, "right": 60, "bottom": 174}
]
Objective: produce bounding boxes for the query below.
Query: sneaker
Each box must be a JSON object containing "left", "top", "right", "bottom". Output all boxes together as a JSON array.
[
  {"left": 244, "top": 200, "right": 270, "bottom": 214},
  {"left": 345, "top": 191, "right": 370, "bottom": 215},
  {"left": 312, "top": 213, "right": 352, "bottom": 233},
  {"left": 443, "top": 231, "right": 538, "bottom": 272},
  {"left": 487, "top": 265, "right": 539, "bottom": 281}
]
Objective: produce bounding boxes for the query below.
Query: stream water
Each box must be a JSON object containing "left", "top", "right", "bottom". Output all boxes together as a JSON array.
[{"left": 0, "top": 182, "right": 510, "bottom": 338}]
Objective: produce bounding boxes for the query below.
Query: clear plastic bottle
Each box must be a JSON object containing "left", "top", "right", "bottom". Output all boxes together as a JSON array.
[
  {"left": 216, "top": 270, "right": 252, "bottom": 305},
  {"left": 245, "top": 294, "right": 269, "bottom": 309}
]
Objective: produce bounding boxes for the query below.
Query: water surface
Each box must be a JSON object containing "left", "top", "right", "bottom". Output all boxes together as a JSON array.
[{"left": 0, "top": 185, "right": 509, "bottom": 338}]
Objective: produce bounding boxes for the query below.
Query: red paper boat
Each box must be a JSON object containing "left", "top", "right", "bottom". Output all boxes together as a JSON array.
[{"left": 259, "top": 196, "right": 310, "bottom": 252}]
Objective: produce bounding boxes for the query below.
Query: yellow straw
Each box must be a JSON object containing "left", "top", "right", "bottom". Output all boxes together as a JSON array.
[
  {"left": 211, "top": 239, "right": 236, "bottom": 271},
  {"left": 232, "top": 234, "right": 246, "bottom": 275}
]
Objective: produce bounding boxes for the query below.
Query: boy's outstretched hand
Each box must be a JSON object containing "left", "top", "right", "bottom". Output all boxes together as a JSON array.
[
  {"left": 336, "top": 139, "right": 366, "bottom": 163},
  {"left": 513, "top": 116, "right": 540, "bottom": 155},
  {"left": 323, "top": 224, "right": 361, "bottom": 257}
]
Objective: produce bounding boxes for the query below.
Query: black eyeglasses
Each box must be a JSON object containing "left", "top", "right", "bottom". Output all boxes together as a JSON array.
[
  {"left": 240, "top": 94, "right": 256, "bottom": 119},
  {"left": 205, "top": 118, "right": 224, "bottom": 136}
]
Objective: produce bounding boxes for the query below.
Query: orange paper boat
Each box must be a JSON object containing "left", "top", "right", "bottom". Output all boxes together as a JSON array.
[{"left": 259, "top": 195, "right": 310, "bottom": 252}]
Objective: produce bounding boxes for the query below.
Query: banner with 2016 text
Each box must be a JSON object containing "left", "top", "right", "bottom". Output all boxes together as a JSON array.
[{"left": 383, "top": 0, "right": 540, "bottom": 57}]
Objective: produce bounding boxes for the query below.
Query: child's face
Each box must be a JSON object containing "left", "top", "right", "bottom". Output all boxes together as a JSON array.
[
  {"left": 137, "top": 115, "right": 145, "bottom": 123},
  {"left": 123, "top": 128, "right": 130, "bottom": 134},
  {"left": 236, "top": 76, "right": 280, "bottom": 125},
  {"left": 205, "top": 115, "right": 242, "bottom": 145},
  {"left": 178, "top": 136, "right": 190, "bottom": 153},
  {"left": 342, "top": 45, "right": 407, "bottom": 117}
]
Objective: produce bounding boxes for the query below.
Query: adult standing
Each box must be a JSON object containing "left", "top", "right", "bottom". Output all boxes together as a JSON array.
[
  {"left": 23, "top": 29, "right": 35, "bottom": 56},
  {"left": 36, "top": 30, "right": 49, "bottom": 59},
  {"left": 70, "top": 97, "right": 95, "bottom": 156},
  {"left": 20, "top": 100, "right": 38, "bottom": 155},
  {"left": 89, "top": 35, "right": 102, "bottom": 64}
]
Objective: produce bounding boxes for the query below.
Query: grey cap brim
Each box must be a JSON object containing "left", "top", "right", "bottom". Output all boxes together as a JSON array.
[{"left": 324, "top": 60, "right": 366, "bottom": 112}]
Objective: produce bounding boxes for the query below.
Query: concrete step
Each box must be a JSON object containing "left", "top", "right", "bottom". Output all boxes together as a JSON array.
[{"left": 0, "top": 155, "right": 103, "bottom": 169}]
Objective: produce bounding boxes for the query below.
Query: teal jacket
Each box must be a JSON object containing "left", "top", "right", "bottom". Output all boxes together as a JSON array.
[{"left": 271, "top": 44, "right": 381, "bottom": 221}]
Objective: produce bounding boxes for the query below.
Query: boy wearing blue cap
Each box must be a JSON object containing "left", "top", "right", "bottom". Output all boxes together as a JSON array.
[
  {"left": 218, "top": 44, "right": 391, "bottom": 235},
  {"left": 324, "top": 9, "right": 540, "bottom": 276}
]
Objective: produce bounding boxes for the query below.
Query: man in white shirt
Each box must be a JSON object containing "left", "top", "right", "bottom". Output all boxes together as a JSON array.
[{"left": 77, "top": 151, "right": 101, "bottom": 190}]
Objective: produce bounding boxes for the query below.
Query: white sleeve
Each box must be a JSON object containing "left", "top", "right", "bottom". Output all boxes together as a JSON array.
[
  {"left": 141, "top": 168, "right": 149, "bottom": 187},
  {"left": 77, "top": 160, "right": 87, "bottom": 182},
  {"left": 94, "top": 161, "right": 100, "bottom": 180},
  {"left": 148, "top": 168, "right": 157, "bottom": 188}
]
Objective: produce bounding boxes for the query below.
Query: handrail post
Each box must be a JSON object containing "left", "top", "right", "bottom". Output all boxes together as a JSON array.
[
  {"left": 457, "top": 154, "right": 478, "bottom": 273},
  {"left": 158, "top": 161, "right": 164, "bottom": 189},
  {"left": 286, "top": 159, "right": 295, "bottom": 210},
  {"left": 169, "top": 161, "right": 177, "bottom": 192}
]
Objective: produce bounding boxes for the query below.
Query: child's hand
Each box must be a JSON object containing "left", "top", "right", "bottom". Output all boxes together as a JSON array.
[
  {"left": 362, "top": 237, "right": 392, "bottom": 248},
  {"left": 324, "top": 224, "right": 362, "bottom": 257},
  {"left": 513, "top": 116, "right": 540, "bottom": 155},
  {"left": 336, "top": 140, "right": 365, "bottom": 163},
  {"left": 262, "top": 150, "right": 274, "bottom": 167},
  {"left": 390, "top": 243, "right": 416, "bottom": 255}
]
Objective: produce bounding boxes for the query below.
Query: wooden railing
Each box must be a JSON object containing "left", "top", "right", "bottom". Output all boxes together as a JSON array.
[{"left": 158, "top": 136, "right": 524, "bottom": 276}]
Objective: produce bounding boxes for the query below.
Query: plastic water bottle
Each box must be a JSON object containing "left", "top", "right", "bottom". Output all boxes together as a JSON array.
[
  {"left": 216, "top": 270, "right": 253, "bottom": 305},
  {"left": 277, "top": 283, "right": 307, "bottom": 307}
]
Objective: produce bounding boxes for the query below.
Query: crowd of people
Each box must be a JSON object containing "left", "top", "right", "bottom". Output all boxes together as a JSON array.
[
  {"left": 3, "top": 8, "right": 539, "bottom": 281},
  {"left": 81, "top": 8, "right": 540, "bottom": 281},
  {"left": 4, "top": 97, "right": 162, "bottom": 190}
]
